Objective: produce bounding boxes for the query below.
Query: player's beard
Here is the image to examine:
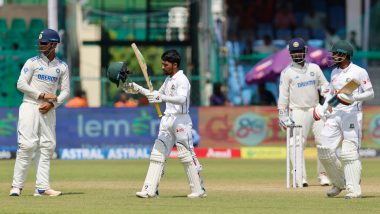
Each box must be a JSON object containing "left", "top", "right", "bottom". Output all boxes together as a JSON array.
[
  {"left": 163, "top": 65, "right": 174, "bottom": 76},
  {"left": 328, "top": 52, "right": 346, "bottom": 68},
  {"left": 290, "top": 52, "right": 306, "bottom": 64}
]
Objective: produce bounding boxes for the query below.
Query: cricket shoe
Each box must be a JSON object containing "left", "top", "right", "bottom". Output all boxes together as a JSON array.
[
  {"left": 318, "top": 173, "right": 331, "bottom": 186},
  {"left": 345, "top": 192, "right": 362, "bottom": 199},
  {"left": 326, "top": 186, "right": 343, "bottom": 197},
  {"left": 297, "top": 179, "right": 308, "bottom": 188},
  {"left": 187, "top": 191, "right": 207, "bottom": 198},
  {"left": 9, "top": 187, "right": 22, "bottom": 196},
  {"left": 136, "top": 190, "right": 159, "bottom": 198},
  {"left": 34, "top": 189, "right": 62, "bottom": 197}
]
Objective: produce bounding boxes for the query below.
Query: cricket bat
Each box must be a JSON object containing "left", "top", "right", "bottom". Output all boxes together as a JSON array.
[
  {"left": 131, "top": 43, "right": 163, "bottom": 117},
  {"left": 327, "top": 79, "right": 361, "bottom": 107}
]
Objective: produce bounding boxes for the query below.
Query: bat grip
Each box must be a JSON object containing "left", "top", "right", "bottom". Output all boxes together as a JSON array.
[{"left": 154, "top": 103, "right": 163, "bottom": 117}]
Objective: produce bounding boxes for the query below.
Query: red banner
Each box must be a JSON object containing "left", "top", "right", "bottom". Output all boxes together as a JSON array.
[
  {"left": 169, "top": 148, "right": 241, "bottom": 159},
  {"left": 198, "top": 106, "right": 380, "bottom": 148}
]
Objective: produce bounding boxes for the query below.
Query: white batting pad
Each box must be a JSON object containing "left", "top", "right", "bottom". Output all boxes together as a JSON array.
[
  {"left": 341, "top": 140, "right": 362, "bottom": 196},
  {"left": 177, "top": 143, "right": 204, "bottom": 194},
  {"left": 317, "top": 146, "right": 345, "bottom": 189},
  {"left": 140, "top": 140, "right": 167, "bottom": 197},
  {"left": 316, "top": 153, "right": 328, "bottom": 175}
]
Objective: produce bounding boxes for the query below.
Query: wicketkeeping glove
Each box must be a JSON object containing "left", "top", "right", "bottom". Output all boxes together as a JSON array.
[
  {"left": 146, "top": 90, "right": 163, "bottom": 103},
  {"left": 278, "top": 109, "right": 294, "bottom": 130}
]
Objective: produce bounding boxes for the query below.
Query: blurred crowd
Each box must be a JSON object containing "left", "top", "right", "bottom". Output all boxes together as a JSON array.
[
  {"left": 225, "top": 0, "right": 351, "bottom": 55},
  {"left": 210, "top": 0, "right": 354, "bottom": 107}
]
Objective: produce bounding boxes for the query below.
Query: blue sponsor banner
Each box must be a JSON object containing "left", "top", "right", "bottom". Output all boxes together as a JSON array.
[
  {"left": 58, "top": 147, "right": 152, "bottom": 160},
  {"left": 0, "top": 107, "right": 199, "bottom": 151}
]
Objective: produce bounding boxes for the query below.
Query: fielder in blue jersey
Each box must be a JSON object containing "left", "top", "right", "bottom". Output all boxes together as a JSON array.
[{"left": 10, "top": 29, "right": 70, "bottom": 197}]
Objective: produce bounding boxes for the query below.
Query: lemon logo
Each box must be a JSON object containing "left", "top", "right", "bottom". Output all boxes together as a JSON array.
[
  {"left": 0, "top": 111, "right": 17, "bottom": 137},
  {"left": 131, "top": 110, "right": 152, "bottom": 135}
]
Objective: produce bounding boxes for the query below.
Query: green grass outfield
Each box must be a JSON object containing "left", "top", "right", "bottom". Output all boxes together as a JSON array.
[{"left": 0, "top": 159, "right": 379, "bottom": 214}]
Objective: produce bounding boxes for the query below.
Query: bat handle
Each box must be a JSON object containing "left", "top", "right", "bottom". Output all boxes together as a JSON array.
[{"left": 154, "top": 103, "right": 163, "bottom": 117}]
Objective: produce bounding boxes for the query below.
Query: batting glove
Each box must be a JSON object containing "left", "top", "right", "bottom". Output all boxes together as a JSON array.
[
  {"left": 313, "top": 104, "right": 330, "bottom": 121},
  {"left": 337, "top": 93, "right": 355, "bottom": 105},
  {"left": 122, "top": 82, "right": 150, "bottom": 95},
  {"left": 146, "top": 91, "right": 163, "bottom": 103}
]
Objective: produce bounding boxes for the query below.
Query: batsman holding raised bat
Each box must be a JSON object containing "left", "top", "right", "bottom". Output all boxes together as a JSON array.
[
  {"left": 127, "top": 49, "right": 206, "bottom": 198},
  {"left": 278, "top": 38, "right": 331, "bottom": 187},
  {"left": 313, "top": 40, "right": 374, "bottom": 199}
]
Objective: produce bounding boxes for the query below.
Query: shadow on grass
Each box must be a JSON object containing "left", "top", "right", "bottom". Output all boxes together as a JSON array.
[
  {"left": 172, "top": 195, "right": 188, "bottom": 198},
  {"left": 62, "top": 192, "right": 85, "bottom": 195},
  {"left": 330, "top": 195, "right": 379, "bottom": 199}
]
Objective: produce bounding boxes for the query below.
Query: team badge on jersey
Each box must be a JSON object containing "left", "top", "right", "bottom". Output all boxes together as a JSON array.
[
  {"left": 56, "top": 68, "right": 60, "bottom": 74},
  {"left": 171, "top": 85, "right": 175, "bottom": 90},
  {"left": 349, "top": 124, "right": 354, "bottom": 129},
  {"left": 346, "top": 78, "right": 351, "bottom": 82},
  {"left": 310, "top": 72, "right": 315, "bottom": 76},
  {"left": 23, "top": 68, "right": 28, "bottom": 73}
]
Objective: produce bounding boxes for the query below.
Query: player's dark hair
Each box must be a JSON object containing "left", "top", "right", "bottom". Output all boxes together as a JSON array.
[{"left": 161, "top": 50, "right": 181, "bottom": 67}]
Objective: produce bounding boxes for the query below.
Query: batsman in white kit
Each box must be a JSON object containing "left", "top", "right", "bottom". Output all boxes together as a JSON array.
[
  {"left": 9, "top": 29, "right": 70, "bottom": 197},
  {"left": 313, "top": 40, "right": 374, "bottom": 199},
  {"left": 278, "top": 38, "right": 331, "bottom": 187},
  {"left": 127, "top": 50, "right": 206, "bottom": 198}
]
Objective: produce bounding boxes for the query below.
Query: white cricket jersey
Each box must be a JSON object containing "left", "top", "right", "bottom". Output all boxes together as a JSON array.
[
  {"left": 17, "top": 54, "right": 70, "bottom": 107},
  {"left": 159, "top": 70, "right": 190, "bottom": 114},
  {"left": 278, "top": 62, "right": 328, "bottom": 110},
  {"left": 331, "top": 62, "right": 373, "bottom": 111}
]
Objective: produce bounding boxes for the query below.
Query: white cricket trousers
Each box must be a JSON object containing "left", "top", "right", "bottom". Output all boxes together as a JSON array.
[
  {"left": 291, "top": 108, "right": 326, "bottom": 176},
  {"left": 320, "top": 110, "right": 362, "bottom": 149},
  {"left": 12, "top": 102, "right": 56, "bottom": 190}
]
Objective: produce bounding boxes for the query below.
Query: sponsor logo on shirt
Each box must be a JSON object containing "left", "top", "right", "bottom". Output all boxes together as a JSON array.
[
  {"left": 297, "top": 80, "right": 316, "bottom": 88},
  {"left": 176, "top": 127, "right": 184, "bottom": 133},
  {"left": 37, "top": 74, "right": 58, "bottom": 83},
  {"left": 363, "top": 79, "right": 371, "bottom": 85},
  {"left": 322, "top": 88, "right": 330, "bottom": 94}
]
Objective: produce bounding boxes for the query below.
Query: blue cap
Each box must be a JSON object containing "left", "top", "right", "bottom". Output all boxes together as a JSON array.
[
  {"left": 288, "top": 38, "right": 306, "bottom": 51},
  {"left": 39, "top": 29, "right": 60, "bottom": 43}
]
